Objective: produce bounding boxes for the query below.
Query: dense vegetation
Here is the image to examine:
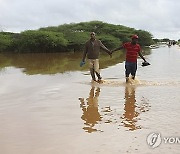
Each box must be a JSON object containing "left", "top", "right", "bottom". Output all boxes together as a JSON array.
[{"left": 0, "top": 21, "right": 154, "bottom": 53}]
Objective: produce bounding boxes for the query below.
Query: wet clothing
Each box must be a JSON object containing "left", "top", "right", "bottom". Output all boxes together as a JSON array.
[
  {"left": 125, "top": 61, "right": 137, "bottom": 77},
  {"left": 88, "top": 59, "right": 100, "bottom": 74},
  {"left": 83, "top": 39, "right": 111, "bottom": 81},
  {"left": 123, "top": 42, "right": 141, "bottom": 77},
  {"left": 84, "top": 39, "right": 110, "bottom": 59},
  {"left": 82, "top": 39, "right": 110, "bottom": 81},
  {"left": 123, "top": 42, "right": 141, "bottom": 63}
]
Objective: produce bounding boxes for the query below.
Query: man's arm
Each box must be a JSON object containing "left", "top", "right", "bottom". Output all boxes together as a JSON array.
[
  {"left": 80, "top": 44, "right": 87, "bottom": 67},
  {"left": 99, "top": 40, "right": 111, "bottom": 55},
  {"left": 138, "top": 51, "right": 146, "bottom": 61},
  {"left": 82, "top": 44, "right": 88, "bottom": 62},
  {"left": 111, "top": 46, "right": 123, "bottom": 53}
]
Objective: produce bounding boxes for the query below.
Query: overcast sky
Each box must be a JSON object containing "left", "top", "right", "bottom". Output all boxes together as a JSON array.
[{"left": 0, "top": 0, "right": 180, "bottom": 40}]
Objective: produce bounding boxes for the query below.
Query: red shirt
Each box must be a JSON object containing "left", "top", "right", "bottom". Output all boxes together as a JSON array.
[{"left": 123, "top": 42, "right": 141, "bottom": 62}]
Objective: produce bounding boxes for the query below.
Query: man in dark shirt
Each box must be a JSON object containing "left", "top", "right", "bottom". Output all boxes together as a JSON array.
[
  {"left": 112, "top": 35, "right": 147, "bottom": 83},
  {"left": 80, "top": 32, "right": 112, "bottom": 83}
]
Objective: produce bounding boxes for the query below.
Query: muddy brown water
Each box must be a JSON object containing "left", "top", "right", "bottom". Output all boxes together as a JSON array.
[{"left": 0, "top": 45, "right": 180, "bottom": 154}]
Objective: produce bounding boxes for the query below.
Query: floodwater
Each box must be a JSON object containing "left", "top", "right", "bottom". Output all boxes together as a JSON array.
[{"left": 0, "top": 45, "right": 180, "bottom": 154}]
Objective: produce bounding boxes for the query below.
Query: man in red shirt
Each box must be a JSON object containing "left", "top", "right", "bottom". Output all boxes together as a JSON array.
[{"left": 112, "top": 35, "right": 147, "bottom": 82}]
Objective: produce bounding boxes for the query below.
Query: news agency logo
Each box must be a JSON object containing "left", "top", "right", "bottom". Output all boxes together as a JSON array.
[
  {"left": 147, "top": 132, "right": 162, "bottom": 148},
  {"left": 147, "top": 132, "right": 180, "bottom": 149}
]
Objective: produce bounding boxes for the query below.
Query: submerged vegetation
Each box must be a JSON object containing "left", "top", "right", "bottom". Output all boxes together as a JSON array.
[{"left": 0, "top": 21, "right": 154, "bottom": 53}]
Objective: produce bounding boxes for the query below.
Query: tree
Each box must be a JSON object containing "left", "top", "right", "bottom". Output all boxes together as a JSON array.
[
  {"left": 135, "top": 30, "right": 154, "bottom": 46},
  {"left": 0, "top": 32, "right": 14, "bottom": 52},
  {"left": 64, "top": 32, "right": 89, "bottom": 52},
  {"left": 0, "top": 21, "right": 154, "bottom": 53},
  {"left": 97, "top": 34, "right": 121, "bottom": 49},
  {"left": 14, "top": 30, "right": 68, "bottom": 52}
]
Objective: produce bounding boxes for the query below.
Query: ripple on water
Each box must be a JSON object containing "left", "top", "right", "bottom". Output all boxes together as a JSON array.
[{"left": 79, "top": 78, "right": 180, "bottom": 87}]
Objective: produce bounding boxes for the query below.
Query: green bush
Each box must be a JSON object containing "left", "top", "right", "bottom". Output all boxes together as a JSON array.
[
  {"left": 14, "top": 30, "right": 68, "bottom": 52},
  {"left": 97, "top": 34, "right": 121, "bottom": 49},
  {"left": 0, "top": 33, "right": 14, "bottom": 52},
  {"left": 0, "top": 21, "right": 155, "bottom": 53}
]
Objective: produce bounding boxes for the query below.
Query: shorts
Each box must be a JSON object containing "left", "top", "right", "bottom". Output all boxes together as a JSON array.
[{"left": 125, "top": 61, "right": 137, "bottom": 77}]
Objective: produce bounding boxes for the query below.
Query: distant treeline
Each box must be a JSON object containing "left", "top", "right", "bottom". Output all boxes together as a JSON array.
[{"left": 0, "top": 21, "right": 155, "bottom": 53}]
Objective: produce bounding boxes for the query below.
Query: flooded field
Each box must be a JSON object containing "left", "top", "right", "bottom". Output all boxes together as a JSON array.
[{"left": 0, "top": 45, "right": 180, "bottom": 154}]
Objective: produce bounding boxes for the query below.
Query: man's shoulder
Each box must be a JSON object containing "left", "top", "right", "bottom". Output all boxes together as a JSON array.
[
  {"left": 93, "top": 39, "right": 102, "bottom": 45},
  {"left": 123, "top": 42, "right": 131, "bottom": 47},
  {"left": 135, "top": 43, "right": 140, "bottom": 45},
  {"left": 85, "top": 39, "right": 99, "bottom": 43},
  {"left": 136, "top": 43, "right": 141, "bottom": 47},
  {"left": 95, "top": 39, "right": 101, "bottom": 43},
  {"left": 85, "top": 40, "right": 91, "bottom": 45},
  {"left": 86, "top": 40, "right": 90, "bottom": 43},
  {"left": 124, "top": 42, "right": 140, "bottom": 46}
]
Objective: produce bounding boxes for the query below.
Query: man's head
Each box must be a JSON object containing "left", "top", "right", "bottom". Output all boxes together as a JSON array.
[
  {"left": 131, "top": 35, "right": 138, "bottom": 44},
  {"left": 90, "top": 32, "right": 96, "bottom": 40}
]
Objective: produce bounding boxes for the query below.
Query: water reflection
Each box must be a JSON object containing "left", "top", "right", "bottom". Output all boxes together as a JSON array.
[
  {"left": 0, "top": 47, "right": 152, "bottom": 75},
  {"left": 0, "top": 52, "right": 124, "bottom": 75},
  {"left": 79, "top": 85, "right": 151, "bottom": 132},
  {"left": 121, "top": 85, "right": 150, "bottom": 131},
  {"left": 79, "top": 86, "right": 102, "bottom": 133},
  {"left": 121, "top": 86, "right": 140, "bottom": 131}
]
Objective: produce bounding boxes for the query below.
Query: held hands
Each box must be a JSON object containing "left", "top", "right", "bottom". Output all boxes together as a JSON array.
[{"left": 80, "top": 61, "right": 85, "bottom": 67}]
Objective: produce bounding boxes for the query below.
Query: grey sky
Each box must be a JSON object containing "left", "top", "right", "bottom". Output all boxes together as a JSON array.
[{"left": 0, "top": 0, "right": 180, "bottom": 40}]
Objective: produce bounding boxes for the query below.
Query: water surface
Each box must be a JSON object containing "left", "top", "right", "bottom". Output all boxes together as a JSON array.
[{"left": 0, "top": 45, "right": 180, "bottom": 154}]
